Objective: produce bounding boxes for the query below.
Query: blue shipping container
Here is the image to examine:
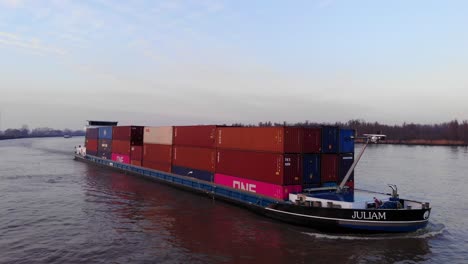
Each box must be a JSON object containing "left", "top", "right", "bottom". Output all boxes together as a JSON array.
[
  {"left": 99, "top": 126, "right": 113, "bottom": 139},
  {"left": 302, "top": 154, "right": 321, "bottom": 185},
  {"left": 322, "top": 182, "right": 338, "bottom": 187},
  {"left": 339, "top": 129, "right": 355, "bottom": 153},
  {"left": 171, "top": 166, "right": 214, "bottom": 182},
  {"left": 321, "top": 126, "right": 339, "bottom": 153},
  {"left": 339, "top": 153, "right": 354, "bottom": 182}
]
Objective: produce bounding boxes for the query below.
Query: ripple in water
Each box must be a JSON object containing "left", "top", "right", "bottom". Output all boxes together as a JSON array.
[{"left": 303, "top": 222, "right": 446, "bottom": 240}]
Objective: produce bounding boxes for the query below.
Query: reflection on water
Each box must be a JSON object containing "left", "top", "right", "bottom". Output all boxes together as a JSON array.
[{"left": 0, "top": 138, "right": 466, "bottom": 263}]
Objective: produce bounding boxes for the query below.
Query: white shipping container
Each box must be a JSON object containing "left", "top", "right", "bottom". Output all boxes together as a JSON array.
[{"left": 144, "top": 126, "right": 173, "bottom": 145}]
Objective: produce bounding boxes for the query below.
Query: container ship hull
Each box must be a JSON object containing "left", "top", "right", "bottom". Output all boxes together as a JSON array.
[{"left": 75, "top": 154, "right": 430, "bottom": 233}]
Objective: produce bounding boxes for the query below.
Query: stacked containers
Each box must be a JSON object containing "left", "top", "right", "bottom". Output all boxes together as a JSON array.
[
  {"left": 111, "top": 126, "right": 144, "bottom": 164},
  {"left": 320, "top": 127, "right": 355, "bottom": 188},
  {"left": 85, "top": 128, "right": 99, "bottom": 156},
  {"left": 98, "top": 127, "right": 113, "bottom": 159},
  {"left": 172, "top": 126, "right": 217, "bottom": 182},
  {"left": 302, "top": 128, "right": 322, "bottom": 188},
  {"left": 142, "top": 126, "right": 173, "bottom": 172},
  {"left": 214, "top": 127, "right": 303, "bottom": 200}
]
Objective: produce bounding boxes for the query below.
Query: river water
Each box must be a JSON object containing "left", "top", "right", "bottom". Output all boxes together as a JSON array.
[{"left": 0, "top": 137, "right": 466, "bottom": 263}]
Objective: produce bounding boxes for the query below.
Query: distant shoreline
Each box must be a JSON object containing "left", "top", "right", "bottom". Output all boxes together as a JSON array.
[
  {"left": 356, "top": 139, "right": 467, "bottom": 147},
  {"left": 0, "top": 135, "right": 84, "bottom": 141}
]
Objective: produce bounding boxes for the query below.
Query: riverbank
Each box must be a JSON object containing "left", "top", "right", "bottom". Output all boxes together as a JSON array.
[
  {"left": 0, "top": 135, "right": 84, "bottom": 141},
  {"left": 356, "top": 139, "right": 467, "bottom": 147}
]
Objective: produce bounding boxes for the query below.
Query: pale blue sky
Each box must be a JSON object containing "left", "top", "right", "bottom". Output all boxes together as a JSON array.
[{"left": 1, "top": 0, "right": 467, "bottom": 129}]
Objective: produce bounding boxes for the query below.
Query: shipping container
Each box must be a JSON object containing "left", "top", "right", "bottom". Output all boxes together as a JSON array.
[
  {"left": 86, "top": 128, "right": 99, "bottom": 140},
  {"left": 321, "top": 153, "right": 354, "bottom": 184},
  {"left": 85, "top": 139, "right": 98, "bottom": 151},
  {"left": 98, "top": 127, "right": 113, "bottom": 139},
  {"left": 142, "top": 160, "right": 171, "bottom": 173},
  {"left": 112, "top": 140, "right": 131, "bottom": 155},
  {"left": 215, "top": 173, "right": 302, "bottom": 200},
  {"left": 143, "top": 144, "right": 172, "bottom": 164},
  {"left": 111, "top": 153, "right": 130, "bottom": 164},
  {"left": 173, "top": 125, "right": 217, "bottom": 148},
  {"left": 86, "top": 150, "right": 97, "bottom": 156},
  {"left": 345, "top": 180, "right": 354, "bottom": 190},
  {"left": 112, "top": 126, "right": 144, "bottom": 145},
  {"left": 302, "top": 154, "right": 321, "bottom": 185},
  {"left": 216, "top": 126, "right": 302, "bottom": 153},
  {"left": 130, "top": 146, "right": 143, "bottom": 162},
  {"left": 321, "top": 154, "right": 338, "bottom": 182},
  {"left": 173, "top": 146, "right": 216, "bottom": 172},
  {"left": 321, "top": 126, "right": 339, "bottom": 153},
  {"left": 339, "top": 153, "right": 354, "bottom": 182},
  {"left": 339, "top": 129, "right": 355, "bottom": 153},
  {"left": 98, "top": 139, "right": 112, "bottom": 153},
  {"left": 97, "top": 150, "right": 112, "bottom": 159},
  {"left": 131, "top": 160, "right": 142, "bottom": 167},
  {"left": 303, "top": 128, "right": 321, "bottom": 153},
  {"left": 216, "top": 149, "right": 301, "bottom": 185},
  {"left": 172, "top": 166, "right": 214, "bottom": 182},
  {"left": 322, "top": 182, "right": 338, "bottom": 187},
  {"left": 302, "top": 183, "right": 320, "bottom": 189},
  {"left": 143, "top": 126, "right": 173, "bottom": 145}
]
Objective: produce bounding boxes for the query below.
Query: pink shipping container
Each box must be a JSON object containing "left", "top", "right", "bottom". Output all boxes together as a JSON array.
[
  {"left": 111, "top": 153, "right": 130, "bottom": 164},
  {"left": 216, "top": 126, "right": 302, "bottom": 153},
  {"left": 215, "top": 173, "right": 302, "bottom": 200},
  {"left": 143, "top": 126, "right": 173, "bottom": 145}
]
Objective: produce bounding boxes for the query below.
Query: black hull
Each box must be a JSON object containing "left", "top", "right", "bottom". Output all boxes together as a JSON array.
[
  {"left": 75, "top": 155, "right": 430, "bottom": 233},
  {"left": 263, "top": 204, "right": 430, "bottom": 233}
]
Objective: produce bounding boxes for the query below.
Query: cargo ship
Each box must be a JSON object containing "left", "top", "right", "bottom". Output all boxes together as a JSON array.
[{"left": 74, "top": 121, "right": 431, "bottom": 233}]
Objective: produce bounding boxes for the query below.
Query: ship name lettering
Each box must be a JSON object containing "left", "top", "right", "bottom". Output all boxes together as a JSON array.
[{"left": 351, "top": 211, "right": 386, "bottom": 220}]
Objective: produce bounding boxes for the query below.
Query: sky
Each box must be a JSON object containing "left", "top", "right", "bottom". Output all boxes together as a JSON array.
[{"left": 1, "top": 0, "right": 467, "bottom": 130}]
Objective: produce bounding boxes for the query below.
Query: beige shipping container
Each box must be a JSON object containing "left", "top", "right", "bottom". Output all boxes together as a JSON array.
[{"left": 143, "top": 126, "right": 173, "bottom": 145}]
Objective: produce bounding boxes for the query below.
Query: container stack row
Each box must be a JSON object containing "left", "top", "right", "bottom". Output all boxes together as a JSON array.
[
  {"left": 143, "top": 126, "right": 173, "bottom": 172},
  {"left": 84, "top": 125, "right": 356, "bottom": 200},
  {"left": 111, "top": 126, "right": 144, "bottom": 165},
  {"left": 172, "top": 126, "right": 217, "bottom": 182},
  {"left": 98, "top": 127, "right": 112, "bottom": 159}
]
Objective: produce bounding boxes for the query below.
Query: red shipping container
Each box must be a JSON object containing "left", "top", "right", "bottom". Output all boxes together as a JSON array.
[
  {"left": 131, "top": 160, "right": 142, "bottom": 167},
  {"left": 86, "top": 128, "right": 99, "bottom": 140},
  {"left": 131, "top": 146, "right": 143, "bottom": 161},
  {"left": 303, "top": 128, "right": 321, "bottom": 153},
  {"left": 143, "top": 161, "right": 171, "bottom": 173},
  {"left": 173, "top": 146, "right": 216, "bottom": 172},
  {"left": 173, "top": 125, "right": 217, "bottom": 147},
  {"left": 85, "top": 139, "right": 98, "bottom": 151},
  {"left": 216, "top": 127, "right": 302, "bottom": 153},
  {"left": 112, "top": 140, "right": 131, "bottom": 155},
  {"left": 345, "top": 180, "right": 354, "bottom": 190},
  {"left": 216, "top": 149, "right": 301, "bottom": 185},
  {"left": 143, "top": 144, "right": 172, "bottom": 164},
  {"left": 112, "top": 126, "right": 144, "bottom": 145},
  {"left": 321, "top": 154, "right": 339, "bottom": 182}
]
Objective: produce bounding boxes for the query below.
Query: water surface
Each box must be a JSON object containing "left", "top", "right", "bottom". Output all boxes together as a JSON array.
[{"left": 0, "top": 138, "right": 466, "bottom": 263}]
